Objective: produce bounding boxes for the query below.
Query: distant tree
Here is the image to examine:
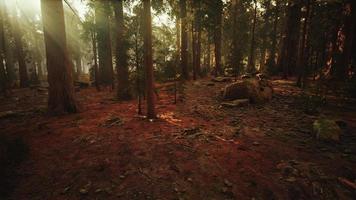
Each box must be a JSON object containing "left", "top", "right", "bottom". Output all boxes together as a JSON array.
[
  {"left": 41, "top": 0, "right": 78, "bottom": 114},
  {"left": 180, "top": 0, "right": 189, "bottom": 80},
  {"left": 13, "top": 9, "right": 29, "bottom": 87},
  {"left": 247, "top": 0, "right": 258, "bottom": 73}
]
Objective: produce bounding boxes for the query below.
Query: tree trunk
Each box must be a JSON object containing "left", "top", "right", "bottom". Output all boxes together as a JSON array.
[
  {"left": 95, "top": 2, "right": 114, "bottom": 87},
  {"left": 296, "top": 0, "right": 311, "bottom": 88},
  {"left": 192, "top": 21, "right": 197, "bottom": 80},
  {"left": 247, "top": 0, "right": 258, "bottom": 73},
  {"left": 91, "top": 30, "right": 100, "bottom": 91},
  {"left": 180, "top": 0, "right": 189, "bottom": 80},
  {"left": 214, "top": 2, "right": 223, "bottom": 76},
  {"left": 41, "top": 0, "right": 78, "bottom": 114},
  {"left": 114, "top": 0, "right": 131, "bottom": 100},
  {"left": 13, "top": 14, "right": 29, "bottom": 87},
  {"left": 278, "top": 0, "right": 301, "bottom": 79},
  {"left": 0, "top": 0, "right": 7, "bottom": 95},
  {"left": 333, "top": 1, "right": 355, "bottom": 80},
  {"left": 267, "top": 0, "right": 279, "bottom": 73},
  {"left": 143, "top": 0, "right": 156, "bottom": 119}
]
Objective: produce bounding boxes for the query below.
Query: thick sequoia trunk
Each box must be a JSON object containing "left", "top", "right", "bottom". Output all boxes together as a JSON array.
[
  {"left": 13, "top": 16, "right": 29, "bottom": 87},
  {"left": 247, "top": 0, "right": 258, "bottom": 73},
  {"left": 278, "top": 0, "right": 301, "bottom": 79},
  {"left": 95, "top": 2, "right": 114, "bottom": 87},
  {"left": 143, "top": 0, "right": 156, "bottom": 119},
  {"left": 41, "top": 0, "right": 78, "bottom": 114},
  {"left": 180, "top": 0, "right": 189, "bottom": 80},
  {"left": 114, "top": 0, "right": 131, "bottom": 100}
]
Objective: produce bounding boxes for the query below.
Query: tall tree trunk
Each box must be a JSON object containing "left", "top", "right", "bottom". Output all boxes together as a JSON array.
[
  {"left": 260, "top": 0, "right": 271, "bottom": 72},
  {"left": 333, "top": 0, "right": 355, "bottom": 80},
  {"left": 0, "top": 0, "right": 7, "bottom": 95},
  {"left": 192, "top": 21, "right": 197, "bottom": 80},
  {"left": 247, "top": 0, "right": 258, "bottom": 73},
  {"left": 13, "top": 14, "right": 29, "bottom": 87},
  {"left": 91, "top": 30, "right": 100, "bottom": 91},
  {"left": 95, "top": 2, "right": 114, "bottom": 87},
  {"left": 278, "top": 0, "right": 301, "bottom": 79},
  {"left": 267, "top": 0, "right": 279, "bottom": 73},
  {"left": 214, "top": 1, "right": 223, "bottom": 76},
  {"left": 180, "top": 0, "right": 189, "bottom": 80},
  {"left": 296, "top": 0, "right": 311, "bottom": 88},
  {"left": 114, "top": 0, "right": 131, "bottom": 100},
  {"left": 41, "top": 0, "right": 77, "bottom": 114},
  {"left": 196, "top": 20, "right": 201, "bottom": 77},
  {"left": 143, "top": 0, "right": 156, "bottom": 119}
]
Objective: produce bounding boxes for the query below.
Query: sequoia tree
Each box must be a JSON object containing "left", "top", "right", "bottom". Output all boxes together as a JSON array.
[
  {"left": 0, "top": 0, "right": 7, "bottom": 95},
  {"left": 180, "top": 0, "right": 189, "bottom": 80},
  {"left": 95, "top": 2, "right": 114, "bottom": 87},
  {"left": 114, "top": 0, "right": 131, "bottom": 100},
  {"left": 143, "top": 0, "right": 156, "bottom": 119},
  {"left": 41, "top": 0, "right": 78, "bottom": 114}
]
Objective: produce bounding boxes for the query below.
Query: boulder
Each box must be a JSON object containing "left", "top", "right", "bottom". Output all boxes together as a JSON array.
[
  {"left": 313, "top": 119, "right": 342, "bottom": 142},
  {"left": 222, "top": 78, "right": 273, "bottom": 103}
]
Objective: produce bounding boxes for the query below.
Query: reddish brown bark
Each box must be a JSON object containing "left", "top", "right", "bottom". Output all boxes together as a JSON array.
[
  {"left": 143, "top": 0, "right": 156, "bottom": 119},
  {"left": 214, "top": 3, "right": 223, "bottom": 76},
  {"left": 114, "top": 0, "right": 131, "bottom": 100},
  {"left": 41, "top": 0, "right": 78, "bottom": 114},
  {"left": 180, "top": 0, "right": 189, "bottom": 80},
  {"left": 95, "top": 2, "right": 114, "bottom": 87},
  {"left": 247, "top": 0, "right": 258, "bottom": 73}
]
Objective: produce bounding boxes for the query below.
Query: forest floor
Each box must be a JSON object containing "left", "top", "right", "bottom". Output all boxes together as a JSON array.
[{"left": 0, "top": 77, "right": 356, "bottom": 200}]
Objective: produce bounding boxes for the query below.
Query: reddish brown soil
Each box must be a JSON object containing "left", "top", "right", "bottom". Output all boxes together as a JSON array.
[{"left": 0, "top": 79, "right": 355, "bottom": 200}]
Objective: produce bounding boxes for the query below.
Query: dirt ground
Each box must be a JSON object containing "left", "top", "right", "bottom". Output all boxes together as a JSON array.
[{"left": 0, "top": 78, "right": 355, "bottom": 200}]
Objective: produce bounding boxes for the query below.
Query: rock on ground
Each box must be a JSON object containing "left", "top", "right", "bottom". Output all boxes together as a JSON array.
[
  {"left": 222, "top": 78, "right": 273, "bottom": 103},
  {"left": 313, "top": 119, "right": 342, "bottom": 142}
]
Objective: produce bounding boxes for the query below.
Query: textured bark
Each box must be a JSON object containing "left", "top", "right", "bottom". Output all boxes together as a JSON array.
[
  {"left": 143, "top": 0, "right": 156, "bottom": 119},
  {"left": 333, "top": 1, "right": 355, "bottom": 80},
  {"left": 214, "top": 2, "right": 223, "bottom": 76},
  {"left": 13, "top": 15, "right": 29, "bottom": 87},
  {"left": 92, "top": 30, "right": 100, "bottom": 91},
  {"left": 192, "top": 21, "right": 197, "bottom": 80},
  {"left": 180, "top": 0, "right": 189, "bottom": 80},
  {"left": 247, "top": 0, "right": 258, "bottom": 73},
  {"left": 41, "top": 0, "right": 77, "bottom": 114},
  {"left": 95, "top": 2, "right": 114, "bottom": 87},
  {"left": 0, "top": 0, "right": 7, "bottom": 95},
  {"left": 267, "top": 0, "right": 279, "bottom": 73},
  {"left": 114, "top": 0, "right": 131, "bottom": 100},
  {"left": 297, "top": 0, "right": 311, "bottom": 88},
  {"left": 278, "top": 0, "right": 301, "bottom": 79}
]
